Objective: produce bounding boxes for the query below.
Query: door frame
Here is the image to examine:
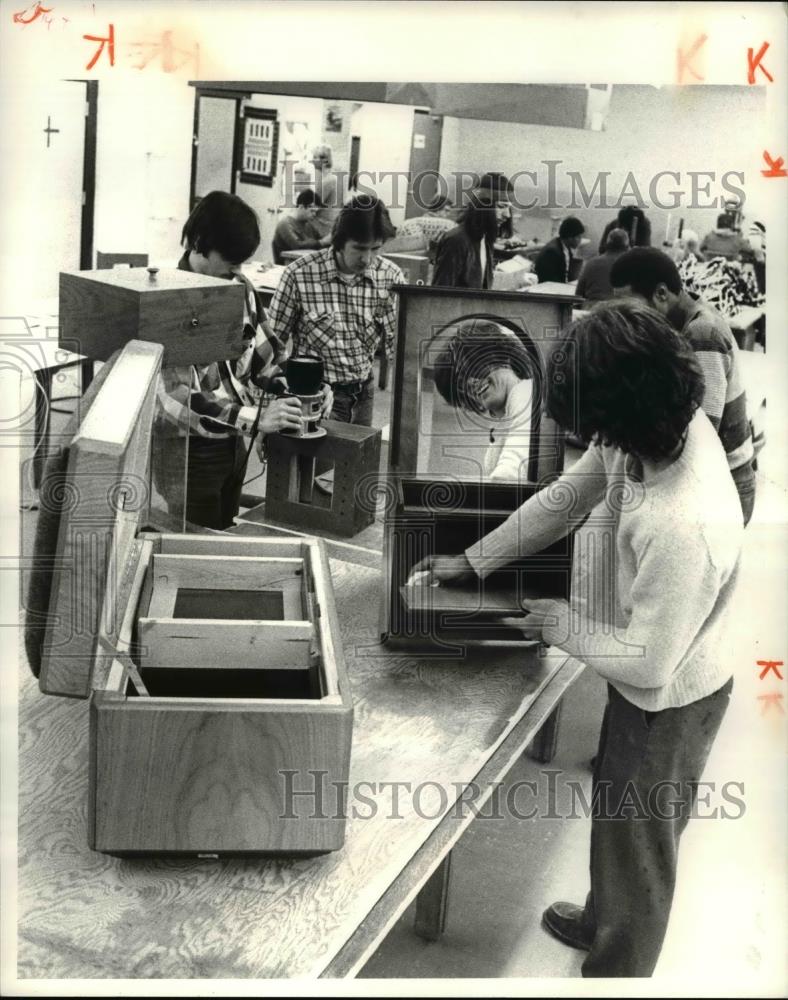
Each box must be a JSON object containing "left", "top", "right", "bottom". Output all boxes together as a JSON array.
[
  {"left": 189, "top": 86, "right": 251, "bottom": 209},
  {"left": 65, "top": 78, "right": 98, "bottom": 269}
]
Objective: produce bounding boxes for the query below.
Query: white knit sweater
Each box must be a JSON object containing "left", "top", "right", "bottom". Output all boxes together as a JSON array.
[{"left": 465, "top": 410, "right": 744, "bottom": 710}]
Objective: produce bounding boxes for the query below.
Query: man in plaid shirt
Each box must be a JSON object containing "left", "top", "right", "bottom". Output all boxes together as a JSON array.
[{"left": 267, "top": 194, "right": 403, "bottom": 426}]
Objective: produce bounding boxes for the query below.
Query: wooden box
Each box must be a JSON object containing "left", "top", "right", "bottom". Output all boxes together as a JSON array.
[
  {"left": 59, "top": 267, "right": 246, "bottom": 365},
  {"left": 33, "top": 339, "right": 353, "bottom": 856},
  {"left": 264, "top": 419, "right": 381, "bottom": 537},
  {"left": 381, "top": 476, "right": 574, "bottom": 652}
]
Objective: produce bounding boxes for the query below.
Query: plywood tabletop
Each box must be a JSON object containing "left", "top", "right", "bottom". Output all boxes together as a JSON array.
[{"left": 17, "top": 557, "right": 567, "bottom": 980}]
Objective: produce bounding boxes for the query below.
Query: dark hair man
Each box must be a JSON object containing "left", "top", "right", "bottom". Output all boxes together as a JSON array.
[
  {"left": 271, "top": 189, "right": 330, "bottom": 264},
  {"left": 535, "top": 216, "right": 586, "bottom": 284},
  {"left": 154, "top": 191, "right": 306, "bottom": 528},
  {"left": 610, "top": 247, "right": 755, "bottom": 524}
]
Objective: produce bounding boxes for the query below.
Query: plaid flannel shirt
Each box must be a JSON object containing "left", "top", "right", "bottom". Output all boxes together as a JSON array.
[
  {"left": 155, "top": 254, "right": 288, "bottom": 439},
  {"left": 266, "top": 247, "right": 403, "bottom": 384}
]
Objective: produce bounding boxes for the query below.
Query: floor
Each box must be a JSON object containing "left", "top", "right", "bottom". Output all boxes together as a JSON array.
[{"left": 19, "top": 353, "right": 787, "bottom": 989}]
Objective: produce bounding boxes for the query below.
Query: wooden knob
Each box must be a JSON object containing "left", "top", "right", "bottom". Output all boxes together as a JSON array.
[{"left": 147, "top": 267, "right": 159, "bottom": 280}]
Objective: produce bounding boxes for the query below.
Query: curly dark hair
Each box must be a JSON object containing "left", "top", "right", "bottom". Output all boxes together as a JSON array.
[
  {"left": 547, "top": 301, "right": 704, "bottom": 461},
  {"left": 433, "top": 320, "right": 536, "bottom": 414},
  {"left": 331, "top": 194, "right": 397, "bottom": 250},
  {"left": 181, "top": 191, "right": 261, "bottom": 265}
]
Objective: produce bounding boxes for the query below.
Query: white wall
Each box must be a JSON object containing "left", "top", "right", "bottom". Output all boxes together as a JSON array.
[
  {"left": 24, "top": 80, "right": 767, "bottom": 292},
  {"left": 350, "top": 102, "right": 416, "bottom": 228},
  {"left": 94, "top": 74, "right": 194, "bottom": 268},
  {"left": 438, "top": 85, "right": 768, "bottom": 252}
]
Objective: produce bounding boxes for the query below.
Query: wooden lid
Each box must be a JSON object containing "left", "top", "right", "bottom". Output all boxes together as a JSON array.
[{"left": 37, "top": 340, "right": 163, "bottom": 698}]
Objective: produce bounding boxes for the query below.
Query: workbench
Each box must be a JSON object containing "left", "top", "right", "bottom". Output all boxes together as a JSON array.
[{"left": 17, "top": 514, "right": 581, "bottom": 979}]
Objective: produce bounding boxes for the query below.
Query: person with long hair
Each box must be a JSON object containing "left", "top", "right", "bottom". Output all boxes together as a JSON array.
[
  {"left": 431, "top": 189, "right": 500, "bottom": 289},
  {"left": 599, "top": 204, "right": 651, "bottom": 252},
  {"left": 412, "top": 301, "right": 743, "bottom": 977},
  {"left": 432, "top": 320, "right": 536, "bottom": 481}
]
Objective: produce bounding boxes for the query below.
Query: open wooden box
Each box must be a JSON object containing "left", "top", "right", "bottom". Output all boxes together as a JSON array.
[
  {"left": 31, "top": 340, "right": 352, "bottom": 856},
  {"left": 382, "top": 286, "right": 576, "bottom": 651}
]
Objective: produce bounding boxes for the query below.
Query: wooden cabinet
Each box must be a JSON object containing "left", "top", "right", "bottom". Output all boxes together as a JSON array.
[{"left": 32, "top": 340, "right": 352, "bottom": 856}]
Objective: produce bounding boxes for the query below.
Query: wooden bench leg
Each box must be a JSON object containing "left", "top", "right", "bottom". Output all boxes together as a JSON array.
[
  {"left": 527, "top": 699, "right": 563, "bottom": 764},
  {"left": 414, "top": 852, "right": 452, "bottom": 941}
]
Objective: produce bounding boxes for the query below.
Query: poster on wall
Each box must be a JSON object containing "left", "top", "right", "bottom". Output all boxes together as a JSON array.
[{"left": 238, "top": 106, "right": 279, "bottom": 187}]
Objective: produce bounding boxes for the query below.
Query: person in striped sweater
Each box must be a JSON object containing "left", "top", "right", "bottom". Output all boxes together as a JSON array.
[
  {"left": 610, "top": 247, "right": 755, "bottom": 525},
  {"left": 153, "top": 191, "right": 329, "bottom": 529}
]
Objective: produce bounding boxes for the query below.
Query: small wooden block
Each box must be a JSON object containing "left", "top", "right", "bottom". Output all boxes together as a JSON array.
[{"left": 265, "top": 419, "right": 382, "bottom": 538}]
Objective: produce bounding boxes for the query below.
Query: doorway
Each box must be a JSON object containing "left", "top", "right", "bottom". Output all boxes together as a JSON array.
[{"left": 405, "top": 111, "right": 443, "bottom": 219}]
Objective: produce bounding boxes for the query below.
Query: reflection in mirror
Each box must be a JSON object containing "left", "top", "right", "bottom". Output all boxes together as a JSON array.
[{"left": 417, "top": 315, "right": 544, "bottom": 483}]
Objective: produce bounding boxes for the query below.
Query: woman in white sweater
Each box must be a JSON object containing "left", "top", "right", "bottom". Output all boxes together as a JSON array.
[
  {"left": 414, "top": 301, "right": 744, "bottom": 977},
  {"left": 432, "top": 320, "right": 535, "bottom": 481}
]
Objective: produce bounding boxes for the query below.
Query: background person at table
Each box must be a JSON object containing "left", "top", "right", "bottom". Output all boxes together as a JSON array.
[
  {"left": 598, "top": 204, "right": 651, "bottom": 253},
  {"left": 267, "top": 193, "right": 402, "bottom": 426},
  {"left": 309, "top": 143, "right": 344, "bottom": 238},
  {"left": 153, "top": 190, "right": 308, "bottom": 529},
  {"left": 431, "top": 189, "right": 499, "bottom": 289},
  {"left": 432, "top": 320, "right": 534, "bottom": 481},
  {"left": 610, "top": 247, "right": 756, "bottom": 525},
  {"left": 700, "top": 212, "right": 751, "bottom": 262},
  {"left": 413, "top": 301, "right": 743, "bottom": 978},
  {"left": 534, "top": 216, "right": 586, "bottom": 284},
  {"left": 575, "top": 227, "right": 629, "bottom": 303},
  {"left": 271, "top": 189, "right": 331, "bottom": 264}
]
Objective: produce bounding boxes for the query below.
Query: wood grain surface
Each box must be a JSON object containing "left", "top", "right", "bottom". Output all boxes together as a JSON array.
[
  {"left": 59, "top": 268, "right": 246, "bottom": 366},
  {"left": 18, "top": 556, "right": 566, "bottom": 979},
  {"left": 136, "top": 618, "right": 314, "bottom": 669}
]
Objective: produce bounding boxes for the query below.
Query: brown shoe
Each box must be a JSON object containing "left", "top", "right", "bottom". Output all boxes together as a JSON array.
[{"left": 542, "top": 901, "right": 593, "bottom": 952}]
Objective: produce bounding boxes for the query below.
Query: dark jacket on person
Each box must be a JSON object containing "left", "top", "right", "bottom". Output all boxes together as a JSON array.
[
  {"left": 575, "top": 249, "right": 626, "bottom": 302},
  {"left": 431, "top": 225, "right": 494, "bottom": 289},
  {"left": 534, "top": 237, "right": 572, "bottom": 284}
]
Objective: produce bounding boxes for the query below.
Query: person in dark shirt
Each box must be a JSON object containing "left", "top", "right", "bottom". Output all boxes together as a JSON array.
[
  {"left": 575, "top": 227, "right": 629, "bottom": 302},
  {"left": 432, "top": 190, "right": 499, "bottom": 289},
  {"left": 534, "top": 217, "right": 586, "bottom": 284},
  {"left": 271, "top": 189, "right": 329, "bottom": 264}
]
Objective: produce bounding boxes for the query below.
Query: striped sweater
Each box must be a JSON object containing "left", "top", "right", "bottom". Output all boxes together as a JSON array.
[
  {"left": 673, "top": 290, "right": 753, "bottom": 473},
  {"left": 155, "top": 253, "right": 288, "bottom": 439}
]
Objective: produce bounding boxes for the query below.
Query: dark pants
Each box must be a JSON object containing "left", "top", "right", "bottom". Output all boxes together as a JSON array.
[
  {"left": 731, "top": 460, "right": 756, "bottom": 527},
  {"left": 182, "top": 436, "right": 248, "bottom": 530},
  {"left": 580, "top": 678, "right": 733, "bottom": 978},
  {"left": 330, "top": 375, "right": 375, "bottom": 426}
]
